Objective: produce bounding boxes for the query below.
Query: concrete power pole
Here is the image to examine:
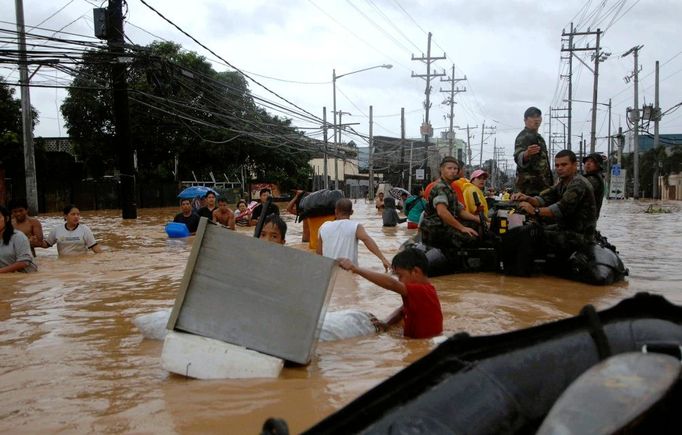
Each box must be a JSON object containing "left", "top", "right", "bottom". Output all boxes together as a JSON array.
[
  {"left": 547, "top": 106, "right": 554, "bottom": 162},
  {"left": 479, "top": 123, "right": 485, "bottom": 167},
  {"left": 109, "top": 0, "right": 137, "bottom": 218},
  {"left": 606, "top": 98, "right": 612, "bottom": 185},
  {"left": 322, "top": 107, "right": 329, "bottom": 189},
  {"left": 368, "top": 105, "right": 374, "bottom": 200},
  {"left": 14, "top": 0, "right": 39, "bottom": 214},
  {"left": 412, "top": 32, "right": 446, "bottom": 177},
  {"left": 440, "top": 64, "right": 466, "bottom": 158},
  {"left": 560, "top": 22, "right": 575, "bottom": 151},
  {"left": 479, "top": 123, "right": 496, "bottom": 167},
  {"left": 622, "top": 45, "right": 643, "bottom": 199},
  {"left": 653, "top": 60, "right": 660, "bottom": 199},
  {"left": 400, "top": 107, "right": 405, "bottom": 186},
  {"left": 463, "top": 124, "right": 478, "bottom": 167}
]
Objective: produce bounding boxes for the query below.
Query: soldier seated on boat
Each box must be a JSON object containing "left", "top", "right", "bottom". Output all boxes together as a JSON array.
[
  {"left": 512, "top": 149, "right": 597, "bottom": 259},
  {"left": 420, "top": 156, "right": 482, "bottom": 252}
]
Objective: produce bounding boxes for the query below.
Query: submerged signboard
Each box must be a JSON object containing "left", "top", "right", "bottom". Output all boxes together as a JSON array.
[{"left": 609, "top": 165, "right": 626, "bottom": 199}]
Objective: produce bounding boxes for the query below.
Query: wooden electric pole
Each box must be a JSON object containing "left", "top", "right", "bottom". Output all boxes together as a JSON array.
[
  {"left": 562, "top": 25, "right": 606, "bottom": 153},
  {"left": 412, "top": 32, "right": 445, "bottom": 177}
]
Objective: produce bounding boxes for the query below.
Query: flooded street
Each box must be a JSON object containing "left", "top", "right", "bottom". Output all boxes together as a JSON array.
[{"left": 0, "top": 199, "right": 680, "bottom": 434}]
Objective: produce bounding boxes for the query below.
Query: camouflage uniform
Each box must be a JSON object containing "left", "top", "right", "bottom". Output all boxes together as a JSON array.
[
  {"left": 584, "top": 172, "right": 605, "bottom": 218},
  {"left": 514, "top": 128, "right": 553, "bottom": 196},
  {"left": 535, "top": 174, "right": 597, "bottom": 257},
  {"left": 421, "top": 178, "right": 476, "bottom": 250}
]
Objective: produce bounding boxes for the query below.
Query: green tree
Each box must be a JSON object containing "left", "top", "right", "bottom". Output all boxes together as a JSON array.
[{"left": 61, "top": 41, "right": 312, "bottom": 189}]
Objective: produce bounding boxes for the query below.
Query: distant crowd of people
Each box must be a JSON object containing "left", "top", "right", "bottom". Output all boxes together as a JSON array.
[{"left": 173, "top": 188, "right": 281, "bottom": 235}]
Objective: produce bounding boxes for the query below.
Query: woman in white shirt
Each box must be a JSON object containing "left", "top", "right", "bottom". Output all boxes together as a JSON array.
[{"left": 43, "top": 205, "right": 102, "bottom": 256}]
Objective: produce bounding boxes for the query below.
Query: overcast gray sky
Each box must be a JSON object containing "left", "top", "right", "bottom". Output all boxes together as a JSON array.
[{"left": 3, "top": 0, "right": 681, "bottom": 167}]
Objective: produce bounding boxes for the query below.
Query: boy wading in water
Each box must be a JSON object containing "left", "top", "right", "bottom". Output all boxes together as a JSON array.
[{"left": 338, "top": 248, "right": 443, "bottom": 339}]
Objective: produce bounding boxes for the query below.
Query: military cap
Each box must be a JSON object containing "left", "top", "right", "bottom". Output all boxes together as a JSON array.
[
  {"left": 583, "top": 152, "right": 605, "bottom": 169},
  {"left": 524, "top": 106, "right": 542, "bottom": 118},
  {"left": 440, "top": 156, "right": 459, "bottom": 167}
]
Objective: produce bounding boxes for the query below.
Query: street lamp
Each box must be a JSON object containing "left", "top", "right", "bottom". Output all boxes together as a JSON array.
[{"left": 333, "top": 64, "right": 392, "bottom": 190}]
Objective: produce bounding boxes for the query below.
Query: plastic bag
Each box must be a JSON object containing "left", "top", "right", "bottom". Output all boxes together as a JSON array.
[
  {"left": 319, "top": 309, "right": 378, "bottom": 341},
  {"left": 133, "top": 308, "right": 171, "bottom": 340}
]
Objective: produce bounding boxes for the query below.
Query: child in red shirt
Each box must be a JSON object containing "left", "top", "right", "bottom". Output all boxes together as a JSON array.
[{"left": 338, "top": 248, "right": 443, "bottom": 339}]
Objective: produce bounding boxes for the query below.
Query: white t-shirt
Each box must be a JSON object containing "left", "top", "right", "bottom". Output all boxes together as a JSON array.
[
  {"left": 318, "top": 219, "right": 360, "bottom": 264},
  {"left": 46, "top": 223, "right": 98, "bottom": 256}
]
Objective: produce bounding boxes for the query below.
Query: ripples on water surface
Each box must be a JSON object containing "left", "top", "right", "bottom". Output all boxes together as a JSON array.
[{"left": 0, "top": 200, "right": 680, "bottom": 433}]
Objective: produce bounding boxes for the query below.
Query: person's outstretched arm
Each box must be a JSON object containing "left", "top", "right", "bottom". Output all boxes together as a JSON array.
[
  {"left": 30, "top": 219, "right": 44, "bottom": 247},
  {"left": 338, "top": 258, "right": 406, "bottom": 295},
  {"left": 286, "top": 190, "right": 304, "bottom": 214},
  {"left": 355, "top": 224, "right": 391, "bottom": 271}
]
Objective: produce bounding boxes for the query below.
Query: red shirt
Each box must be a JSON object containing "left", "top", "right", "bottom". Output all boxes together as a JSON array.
[{"left": 402, "top": 282, "right": 443, "bottom": 338}]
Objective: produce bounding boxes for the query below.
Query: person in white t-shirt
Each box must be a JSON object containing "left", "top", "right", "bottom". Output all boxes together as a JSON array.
[
  {"left": 43, "top": 205, "right": 103, "bottom": 256},
  {"left": 317, "top": 198, "right": 390, "bottom": 271}
]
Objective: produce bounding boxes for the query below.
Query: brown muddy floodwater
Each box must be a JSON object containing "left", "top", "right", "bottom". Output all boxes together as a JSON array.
[{"left": 1, "top": 199, "right": 680, "bottom": 434}]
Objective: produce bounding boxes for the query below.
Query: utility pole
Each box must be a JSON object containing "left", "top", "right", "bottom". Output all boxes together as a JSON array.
[
  {"left": 464, "top": 124, "right": 477, "bottom": 167},
  {"left": 479, "top": 123, "right": 496, "bottom": 167},
  {"left": 617, "top": 126, "right": 624, "bottom": 165},
  {"left": 322, "top": 107, "right": 329, "bottom": 189},
  {"left": 491, "top": 144, "right": 496, "bottom": 187},
  {"left": 108, "top": 0, "right": 137, "bottom": 218},
  {"left": 412, "top": 32, "right": 446, "bottom": 177},
  {"left": 654, "top": 60, "right": 660, "bottom": 153},
  {"left": 622, "top": 45, "right": 643, "bottom": 199},
  {"left": 653, "top": 60, "right": 660, "bottom": 199},
  {"left": 15, "top": 0, "right": 39, "bottom": 214},
  {"left": 332, "top": 69, "right": 338, "bottom": 190},
  {"left": 368, "top": 105, "right": 374, "bottom": 200},
  {"left": 408, "top": 141, "right": 414, "bottom": 193},
  {"left": 337, "top": 110, "right": 350, "bottom": 191},
  {"left": 550, "top": 107, "right": 569, "bottom": 161},
  {"left": 547, "top": 106, "right": 554, "bottom": 162},
  {"left": 440, "top": 64, "right": 466, "bottom": 157},
  {"left": 562, "top": 25, "right": 608, "bottom": 152},
  {"left": 480, "top": 123, "right": 485, "bottom": 167},
  {"left": 606, "top": 98, "right": 612, "bottom": 185},
  {"left": 578, "top": 133, "right": 583, "bottom": 172},
  {"left": 560, "top": 23, "right": 575, "bottom": 151},
  {"left": 400, "top": 107, "right": 406, "bottom": 187}
]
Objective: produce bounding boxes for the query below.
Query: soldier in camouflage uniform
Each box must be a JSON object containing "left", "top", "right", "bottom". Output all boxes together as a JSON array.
[
  {"left": 512, "top": 149, "right": 596, "bottom": 258},
  {"left": 583, "top": 153, "right": 605, "bottom": 218},
  {"left": 514, "top": 107, "right": 554, "bottom": 196},
  {"left": 421, "top": 157, "right": 481, "bottom": 251}
]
